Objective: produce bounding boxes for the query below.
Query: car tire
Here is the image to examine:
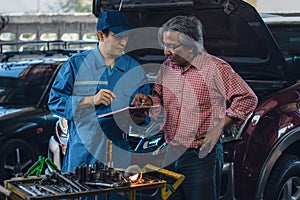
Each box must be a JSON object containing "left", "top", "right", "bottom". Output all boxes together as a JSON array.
[
  {"left": 264, "top": 154, "right": 300, "bottom": 200},
  {"left": 0, "top": 139, "right": 37, "bottom": 183}
]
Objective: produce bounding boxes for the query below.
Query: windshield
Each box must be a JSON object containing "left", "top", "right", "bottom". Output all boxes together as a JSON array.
[
  {"left": 0, "top": 64, "right": 57, "bottom": 106},
  {"left": 268, "top": 24, "right": 300, "bottom": 57}
]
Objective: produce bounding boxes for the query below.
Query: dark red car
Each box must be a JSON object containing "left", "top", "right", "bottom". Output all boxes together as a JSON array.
[{"left": 48, "top": 0, "right": 300, "bottom": 199}]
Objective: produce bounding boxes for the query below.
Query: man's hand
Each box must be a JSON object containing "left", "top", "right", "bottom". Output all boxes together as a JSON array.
[
  {"left": 132, "top": 94, "right": 153, "bottom": 107},
  {"left": 94, "top": 89, "right": 116, "bottom": 106},
  {"left": 198, "top": 116, "right": 234, "bottom": 158},
  {"left": 130, "top": 110, "right": 147, "bottom": 125},
  {"left": 198, "top": 124, "right": 223, "bottom": 158}
]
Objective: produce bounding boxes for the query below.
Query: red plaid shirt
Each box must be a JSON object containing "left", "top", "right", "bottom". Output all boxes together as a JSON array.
[{"left": 150, "top": 52, "right": 257, "bottom": 148}]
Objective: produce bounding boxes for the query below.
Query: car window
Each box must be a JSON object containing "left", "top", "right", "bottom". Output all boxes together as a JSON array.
[
  {"left": 268, "top": 24, "right": 300, "bottom": 58},
  {"left": 266, "top": 22, "right": 300, "bottom": 78},
  {"left": 0, "top": 64, "right": 57, "bottom": 106}
]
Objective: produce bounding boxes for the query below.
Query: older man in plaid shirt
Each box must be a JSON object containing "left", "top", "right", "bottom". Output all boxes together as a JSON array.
[{"left": 132, "top": 15, "right": 258, "bottom": 200}]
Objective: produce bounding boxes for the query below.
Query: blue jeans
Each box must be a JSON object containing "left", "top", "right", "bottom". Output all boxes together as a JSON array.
[{"left": 162, "top": 141, "right": 223, "bottom": 200}]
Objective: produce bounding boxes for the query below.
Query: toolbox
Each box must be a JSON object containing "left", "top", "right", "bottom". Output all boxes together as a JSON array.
[{"left": 4, "top": 174, "right": 166, "bottom": 200}]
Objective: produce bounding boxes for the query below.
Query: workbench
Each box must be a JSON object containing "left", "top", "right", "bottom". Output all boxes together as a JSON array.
[{"left": 3, "top": 175, "right": 166, "bottom": 200}]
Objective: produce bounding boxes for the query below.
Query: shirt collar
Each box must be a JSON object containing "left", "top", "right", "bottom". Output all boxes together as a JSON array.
[
  {"left": 114, "top": 56, "right": 126, "bottom": 72},
  {"left": 166, "top": 53, "right": 206, "bottom": 72},
  {"left": 191, "top": 52, "right": 207, "bottom": 70},
  {"left": 92, "top": 43, "right": 105, "bottom": 67},
  {"left": 92, "top": 43, "right": 125, "bottom": 72}
]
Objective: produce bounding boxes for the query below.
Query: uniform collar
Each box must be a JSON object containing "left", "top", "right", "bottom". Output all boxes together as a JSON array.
[{"left": 92, "top": 43, "right": 125, "bottom": 72}]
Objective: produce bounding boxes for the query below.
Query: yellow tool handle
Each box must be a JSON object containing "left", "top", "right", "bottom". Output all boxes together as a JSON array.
[{"left": 142, "top": 164, "right": 185, "bottom": 200}]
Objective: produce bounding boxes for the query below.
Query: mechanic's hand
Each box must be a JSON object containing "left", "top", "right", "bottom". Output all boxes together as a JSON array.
[
  {"left": 94, "top": 89, "right": 116, "bottom": 106},
  {"left": 198, "top": 123, "right": 223, "bottom": 158},
  {"left": 131, "top": 94, "right": 152, "bottom": 107}
]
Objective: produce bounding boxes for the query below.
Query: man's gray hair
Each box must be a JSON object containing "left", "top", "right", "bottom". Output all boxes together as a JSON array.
[{"left": 158, "top": 15, "right": 205, "bottom": 54}]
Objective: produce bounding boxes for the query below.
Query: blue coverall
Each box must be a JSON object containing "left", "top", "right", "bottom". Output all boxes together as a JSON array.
[{"left": 48, "top": 44, "right": 150, "bottom": 173}]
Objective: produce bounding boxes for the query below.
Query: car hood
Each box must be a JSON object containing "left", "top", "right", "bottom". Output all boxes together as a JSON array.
[
  {"left": 0, "top": 106, "right": 35, "bottom": 120},
  {"left": 95, "top": 0, "right": 289, "bottom": 81}
]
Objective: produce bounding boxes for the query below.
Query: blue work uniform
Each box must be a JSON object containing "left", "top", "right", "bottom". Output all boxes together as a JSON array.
[{"left": 48, "top": 44, "right": 150, "bottom": 173}]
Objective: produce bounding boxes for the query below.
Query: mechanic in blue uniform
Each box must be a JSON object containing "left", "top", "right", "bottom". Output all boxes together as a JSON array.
[{"left": 48, "top": 10, "right": 150, "bottom": 199}]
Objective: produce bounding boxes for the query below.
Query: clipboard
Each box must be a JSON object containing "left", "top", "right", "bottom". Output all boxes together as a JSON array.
[{"left": 98, "top": 105, "right": 160, "bottom": 119}]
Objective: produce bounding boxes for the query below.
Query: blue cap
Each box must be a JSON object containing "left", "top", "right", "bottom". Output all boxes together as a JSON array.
[{"left": 96, "top": 10, "right": 131, "bottom": 34}]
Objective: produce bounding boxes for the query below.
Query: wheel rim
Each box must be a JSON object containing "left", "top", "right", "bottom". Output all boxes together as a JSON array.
[
  {"left": 2, "top": 147, "right": 34, "bottom": 180},
  {"left": 279, "top": 176, "right": 300, "bottom": 200}
]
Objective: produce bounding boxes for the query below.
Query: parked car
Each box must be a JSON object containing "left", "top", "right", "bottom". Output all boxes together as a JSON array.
[
  {"left": 47, "top": 0, "right": 300, "bottom": 199},
  {"left": 0, "top": 40, "right": 95, "bottom": 183}
]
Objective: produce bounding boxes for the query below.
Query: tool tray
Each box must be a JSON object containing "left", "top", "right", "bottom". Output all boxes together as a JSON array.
[{"left": 4, "top": 174, "right": 165, "bottom": 200}]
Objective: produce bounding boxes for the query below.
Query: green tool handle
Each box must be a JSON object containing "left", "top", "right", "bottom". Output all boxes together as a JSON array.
[
  {"left": 24, "top": 156, "right": 45, "bottom": 178},
  {"left": 45, "top": 158, "right": 61, "bottom": 173}
]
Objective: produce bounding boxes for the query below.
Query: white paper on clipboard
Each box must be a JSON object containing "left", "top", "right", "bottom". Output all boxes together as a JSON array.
[{"left": 98, "top": 105, "right": 160, "bottom": 119}]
